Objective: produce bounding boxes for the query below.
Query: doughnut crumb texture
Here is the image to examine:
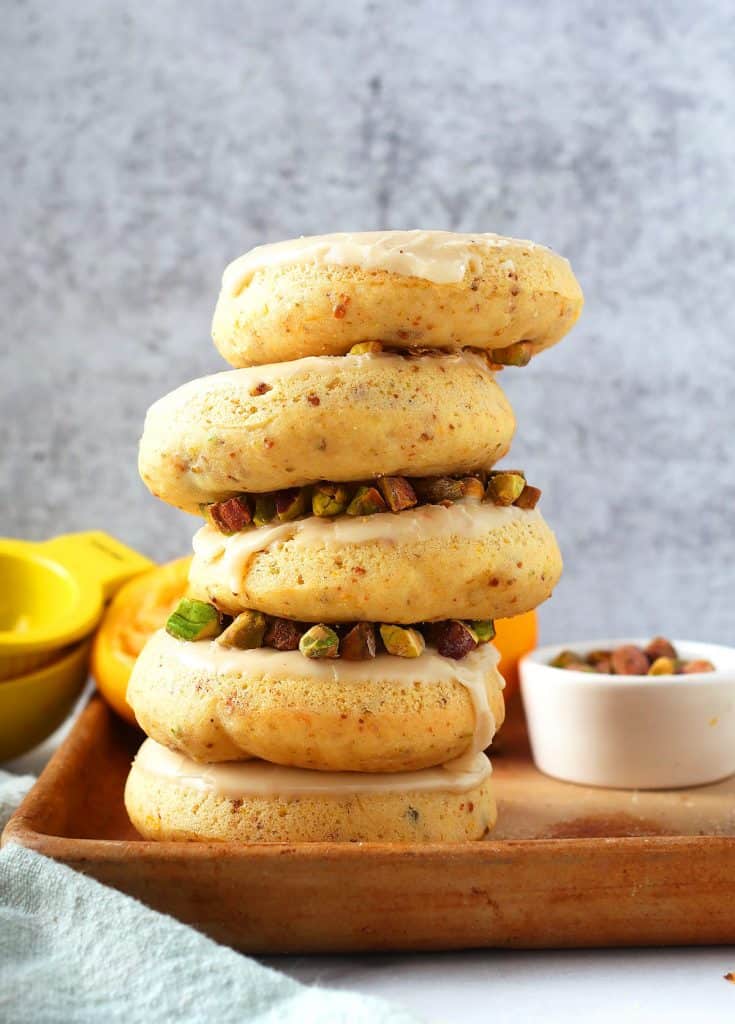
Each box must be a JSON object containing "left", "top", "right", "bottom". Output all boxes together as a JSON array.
[{"left": 138, "top": 352, "right": 516, "bottom": 513}]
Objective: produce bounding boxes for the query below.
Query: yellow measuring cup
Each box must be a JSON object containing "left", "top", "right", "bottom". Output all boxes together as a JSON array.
[{"left": 0, "top": 532, "right": 153, "bottom": 680}]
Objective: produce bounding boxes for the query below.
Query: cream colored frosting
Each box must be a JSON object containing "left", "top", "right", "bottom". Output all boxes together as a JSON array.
[
  {"left": 222, "top": 230, "right": 541, "bottom": 295},
  {"left": 193, "top": 501, "right": 539, "bottom": 597},
  {"left": 154, "top": 629, "right": 502, "bottom": 755},
  {"left": 134, "top": 738, "right": 492, "bottom": 798}
]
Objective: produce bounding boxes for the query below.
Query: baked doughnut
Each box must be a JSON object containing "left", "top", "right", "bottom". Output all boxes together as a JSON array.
[
  {"left": 188, "top": 501, "right": 562, "bottom": 623},
  {"left": 127, "top": 629, "right": 505, "bottom": 772},
  {"left": 138, "top": 352, "right": 515, "bottom": 513},
  {"left": 212, "top": 230, "right": 583, "bottom": 366},
  {"left": 125, "top": 739, "right": 496, "bottom": 842}
]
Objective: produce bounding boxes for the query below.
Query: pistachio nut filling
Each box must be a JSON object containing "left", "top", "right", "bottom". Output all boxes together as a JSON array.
[
  {"left": 202, "top": 470, "right": 540, "bottom": 535},
  {"left": 343, "top": 339, "right": 540, "bottom": 367},
  {"left": 164, "top": 605, "right": 497, "bottom": 662},
  {"left": 165, "top": 599, "right": 223, "bottom": 641}
]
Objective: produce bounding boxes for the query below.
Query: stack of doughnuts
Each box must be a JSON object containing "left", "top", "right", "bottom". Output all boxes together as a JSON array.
[{"left": 125, "top": 230, "right": 582, "bottom": 843}]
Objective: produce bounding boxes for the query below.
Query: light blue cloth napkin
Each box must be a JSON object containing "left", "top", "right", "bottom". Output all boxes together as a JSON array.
[{"left": 0, "top": 771, "right": 422, "bottom": 1024}]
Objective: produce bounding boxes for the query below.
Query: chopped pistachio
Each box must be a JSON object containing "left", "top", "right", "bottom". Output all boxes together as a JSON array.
[
  {"left": 611, "top": 645, "right": 650, "bottom": 676},
  {"left": 486, "top": 472, "right": 526, "bottom": 506},
  {"left": 585, "top": 650, "right": 613, "bottom": 673},
  {"left": 348, "top": 341, "right": 384, "bottom": 354},
  {"left": 434, "top": 620, "right": 479, "bottom": 659},
  {"left": 586, "top": 649, "right": 612, "bottom": 665},
  {"left": 648, "top": 656, "right": 680, "bottom": 676},
  {"left": 264, "top": 618, "right": 303, "bottom": 651},
  {"left": 346, "top": 485, "right": 387, "bottom": 516},
  {"left": 380, "top": 624, "right": 425, "bottom": 658},
  {"left": 299, "top": 624, "right": 340, "bottom": 659},
  {"left": 514, "top": 484, "right": 542, "bottom": 509},
  {"left": 253, "top": 493, "right": 276, "bottom": 526},
  {"left": 682, "top": 659, "right": 716, "bottom": 674},
  {"left": 644, "top": 636, "right": 678, "bottom": 661},
  {"left": 340, "top": 622, "right": 377, "bottom": 660},
  {"left": 461, "top": 477, "right": 485, "bottom": 500},
  {"left": 471, "top": 620, "right": 496, "bottom": 644},
  {"left": 412, "top": 477, "right": 464, "bottom": 504},
  {"left": 550, "top": 649, "right": 583, "bottom": 668},
  {"left": 312, "top": 482, "right": 350, "bottom": 517},
  {"left": 206, "top": 495, "right": 252, "bottom": 534},
  {"left": 492, "top": 467, "right": 526, "bottom": 479},
  {"left": 377, "top": 476, "right": 418, "bottom": 512},
  {"left": 165, "top": 599, "right": 222, "bottom": 642},
  {"left": 275, "top": 487, "right": 308, "bottom": 522},
  {"left": 491, "top": 341, "right": 533, "bottom": 366},
  {"left": 216, "top": 610, "right": 267, "bottom": 649}
]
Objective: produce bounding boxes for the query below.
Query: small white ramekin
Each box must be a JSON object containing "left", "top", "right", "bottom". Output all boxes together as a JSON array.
[{"left": 520, "top": 639, "right": 735, "bottom": 789}]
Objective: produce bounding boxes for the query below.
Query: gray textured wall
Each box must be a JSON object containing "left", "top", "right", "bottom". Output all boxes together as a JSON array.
[{"left": 3, "top": 1, "right": 734, "bottom": 643}]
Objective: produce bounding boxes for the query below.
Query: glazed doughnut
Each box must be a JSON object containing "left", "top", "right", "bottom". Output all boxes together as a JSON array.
[
  {"left": 127, "top": 630, "right": 506, "bottom": 772},
  {"left": 125, "top": 738, "right": 496, "bottom": 843},
  {"left": 187, "top": 501, "right": 563, "bottom": 623},
  {"left": 138, "top": 352, "right": 515, "bottom": 514},
  {"left": 212, "top": 230, "right": 583, "bottom": 367}
]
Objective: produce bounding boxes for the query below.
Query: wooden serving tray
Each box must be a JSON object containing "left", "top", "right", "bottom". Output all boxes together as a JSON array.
[{"left": 4, "top": 695, "right": 735, "bottom": 953}]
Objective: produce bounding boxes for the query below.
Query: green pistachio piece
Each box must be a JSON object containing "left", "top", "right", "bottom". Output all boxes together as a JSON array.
[
  {"left": 165, "top": 599, "right": 222, "bottom": 642},
  {"left": 253, "top": 493, "right": 276, "bottom": 526},
  {"left": 514, "top": 484, "right": 542, "bottom": 509},
  {"left": 486, "top": 472, "right": 526, "bottom": 506},
  {"left": 275, "top": 487, "right": 308, "bottom": 522},
  {"left": 379, "top": 624, "right": 425, "bottom": 658},
  {"left": 412, "top": 477, "right": 464, "bottom": 504},
  {"left": 206, "top": 495, "right": 252, "bottom": 534},
  {"left": 491, "top": 341, "right": 533, "bottom": 366},
  {"left": 312, "top": 482, "right": 350, "bottom": 517},
  {"left": 340, "top": 622, "right": 377, "bottom": 660},
  {"left": 550, "top": 649, "right": 583, "bottom": 669},
  {"left": 216, "top": 610, "right": 267, "bottom": 649},
  {"left": 471, "top": 620, "right": 496, "bottom": 644},
  {"left": 299, "top": 624, "right": 340, "bottom": 659},
  {"left": 348, "top": 341, "right": 384, "bottom": 354},
  {"left": 461, "top": 477, "right": 485, "bottom": 500},
  {"left": 377, "top": 476, "right": 417, "bottom": 512},
  {"left": 346, "top": 485, "right": 387, "bottom": 516}
]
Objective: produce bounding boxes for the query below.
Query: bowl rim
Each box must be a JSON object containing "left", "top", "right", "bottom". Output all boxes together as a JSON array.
[
  {"left": 520, "top": 638, "right": 735, "bottom": 686},
  {"left": 0, "top": 637, "right": 92, "bottom": 693}
]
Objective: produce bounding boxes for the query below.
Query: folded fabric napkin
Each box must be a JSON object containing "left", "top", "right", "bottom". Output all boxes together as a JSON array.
[{"left": 0, "top": 771, "right": 422, "bottom": 1024}]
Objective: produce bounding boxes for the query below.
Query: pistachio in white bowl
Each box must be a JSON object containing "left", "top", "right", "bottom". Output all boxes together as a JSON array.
[{"left": 520, "top": 639, "right": 735, "bottom": 790}]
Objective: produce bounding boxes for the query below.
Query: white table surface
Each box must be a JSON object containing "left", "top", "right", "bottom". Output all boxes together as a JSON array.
[{"left": 6, "top": 699, "right": 735, "bottom": 1024}]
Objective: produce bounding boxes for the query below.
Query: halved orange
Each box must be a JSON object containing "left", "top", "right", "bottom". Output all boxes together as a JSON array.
[
  {"left": 494, "top": 610, "right": 537, "bottom": 701},
  {"left": 91, "top": 556, "right": 191, "bottom": 724}
]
